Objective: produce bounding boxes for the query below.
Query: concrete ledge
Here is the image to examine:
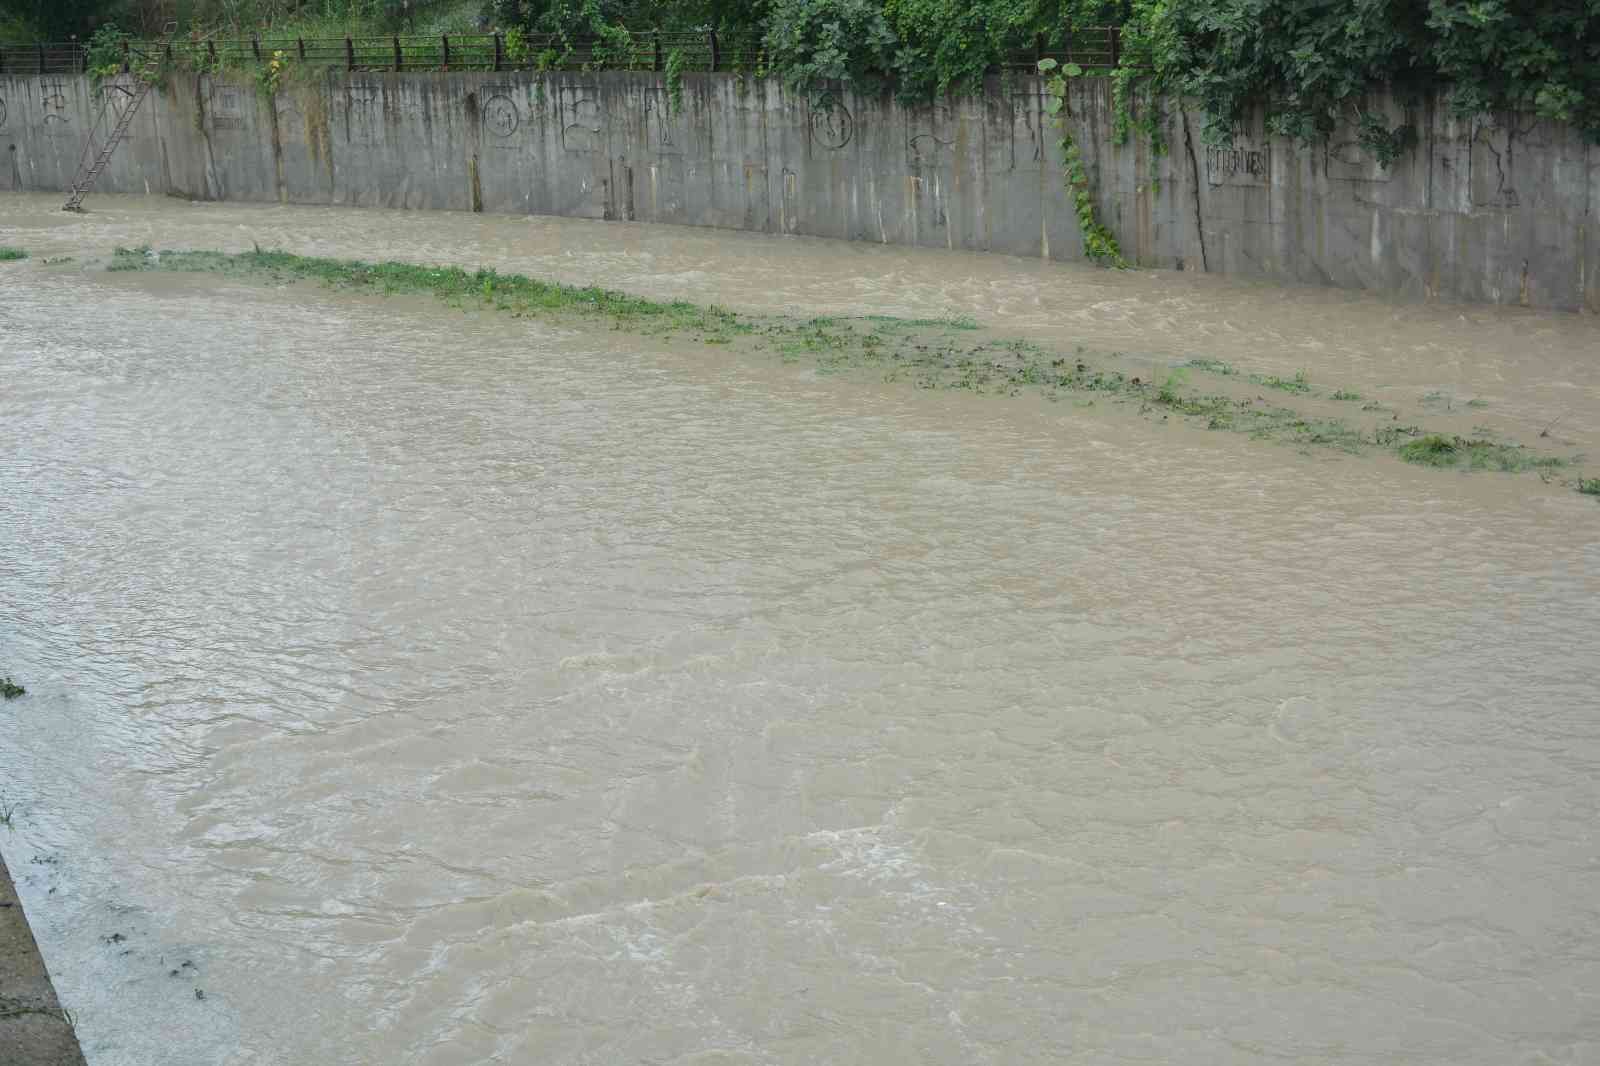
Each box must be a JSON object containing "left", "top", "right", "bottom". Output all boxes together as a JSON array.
[{"left": 0, "top": 851, "right": 86, "bottom": 1066}]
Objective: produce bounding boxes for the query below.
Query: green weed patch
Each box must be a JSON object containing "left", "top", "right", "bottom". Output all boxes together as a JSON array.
[
  {"left": 1398, "top": 434, "right": 1567, "bottom": 472},
  {"left": 107, "top": 247, "right": 1585, "bottom": 495}
]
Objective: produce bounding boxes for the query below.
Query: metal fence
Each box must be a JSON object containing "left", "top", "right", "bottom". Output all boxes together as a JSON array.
[
  {"left": 0, "top": 26, "right": 1125, "bottom": 77},
  {"left": 0, "top": 42, "right": 91, "bottom": 74}
]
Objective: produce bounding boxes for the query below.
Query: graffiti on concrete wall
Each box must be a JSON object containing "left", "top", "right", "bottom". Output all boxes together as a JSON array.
[{"left": 809, "top": 99, "right": 852, "bottom": 151}]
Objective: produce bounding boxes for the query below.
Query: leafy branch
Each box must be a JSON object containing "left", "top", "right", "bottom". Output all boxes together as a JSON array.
[{"left": 665, "top": 47, "right": 685, "bottom": 116}]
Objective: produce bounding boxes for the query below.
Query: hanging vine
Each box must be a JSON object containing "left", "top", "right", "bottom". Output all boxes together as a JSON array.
[
  {"left": 1111, "top": 70, "right": 1167, "bottom": 197},
  {"left": 665, "top": 47, "right": 686, "bottom": 116},
  {"left": 1038, "top": 59, "right": 1124, "bottom": 269}
]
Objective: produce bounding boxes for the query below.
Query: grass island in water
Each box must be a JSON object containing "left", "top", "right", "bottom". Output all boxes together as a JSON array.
[{"left": 102, "top": 246, "right": 1592, "bottom": 498}]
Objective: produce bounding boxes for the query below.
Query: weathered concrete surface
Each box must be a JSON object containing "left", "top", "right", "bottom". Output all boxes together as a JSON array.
[
  {"left": 1, "top": 70, "right": 1595, "bottom": 311},
  {"left": 0, "top": 851, "right": 87, "bottom": 1066}
]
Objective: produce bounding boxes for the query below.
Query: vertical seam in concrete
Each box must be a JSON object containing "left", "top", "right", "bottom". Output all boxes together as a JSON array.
[
  {"left": 1039, "top": 74, "right": 1050, "bottom": 259},
  {"left": 1423, "top": 92, "right": 1435, "bottom": 298},
  {"left": 1581, "top": 139, "right": 1593, "bottom": 309},
  {"left": 268, "top": 89, "right": 286, "bottom": 203},
  {"left": 466, "top": 87, "right": 482, "bottom": 213},
  {"left": 195, "top": 75, "right": 220, "bottom": 200},
  {"left": 1574, "top": 133, "right": 1587, "bottom": 307},
  {"left": 760, "top": 80, "right": 772, "bottom": 233},
  {"left": 978, "top": 81, "right": 989, "bottom": 251},
  {"left": 145, "top": 78, "right": 164, "bottom": 195},
  {"left": 1180, "top": 107, "right": 1209, "bottom": 271}
]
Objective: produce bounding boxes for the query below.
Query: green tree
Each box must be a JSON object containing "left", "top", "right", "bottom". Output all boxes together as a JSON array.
[
  {"left": 1121, "top": 0, "right": 1600, "bottom": 146},
  {"left": 0, "top": 0, "right": 109, "bottom": 40},
  {"left": 1427, "top": 0, "right": 1600, "bottom": 137},
  {"left": 763, "top": 0, "right": 899, "bottom": 94}
]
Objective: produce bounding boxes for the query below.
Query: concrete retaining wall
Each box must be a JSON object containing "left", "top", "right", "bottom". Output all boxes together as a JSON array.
[{"left": 2, "top": 70, "right": 1596, "bottom": 311}]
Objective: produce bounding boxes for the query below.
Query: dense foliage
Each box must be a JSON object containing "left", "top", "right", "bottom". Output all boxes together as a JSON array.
[
  {"left": 1123, "top": 0, "right": 1600, "bottom": 149},
  {"left": 3, "top": 0, "right": 1597, "bottom": 144}
]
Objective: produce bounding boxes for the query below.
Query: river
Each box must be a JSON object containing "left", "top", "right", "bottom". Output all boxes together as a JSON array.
[{"left": 2, "top": 193, "right": 1598, "bottom": 1065}]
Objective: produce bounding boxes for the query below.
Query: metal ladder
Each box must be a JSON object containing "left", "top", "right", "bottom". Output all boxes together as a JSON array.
[{"left": 63, "top": 23, "right": 179, "bottom": 213}]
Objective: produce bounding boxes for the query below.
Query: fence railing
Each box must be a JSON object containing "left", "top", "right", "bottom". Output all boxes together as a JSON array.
[
  {"left": 0, "top": 27, "right": 1126, "bottom": 78},
  {"left": 0, "top": 42, "right": 91, "bottom": 74}
]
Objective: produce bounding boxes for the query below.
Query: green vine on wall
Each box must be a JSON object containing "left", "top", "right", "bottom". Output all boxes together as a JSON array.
[
  {"left": 85, "top": 24, "right": 129, "bottom": 82},
  {"left": 255, "top": 49, "right": 288, "bottom": 99},
  {"left": 85, "top": 24, "right": 136, "bottom": 100},
  {"left": 665, "top": 47, "right": 685, "bottom": 116},
  {"left": 188, "top": 42, "right": 222, "bottom": 76},
  {"left": 1111, "top": 69, "right": 1164, "bottom": 154},
  {"left": 504, "top": 27, "right": 531, "bottom": 64},
  {"left": 1110, "top": 69, "right": 1166, "bottom": 198},
  {"left": 587, "top": 23, "right": 633, "bottom": 70},
  {"left": 85, "top": 23, "right": 182, "bottom": 99},
  {"left": 1039, "top": 59, "right": 1124, "bottom": 269}
]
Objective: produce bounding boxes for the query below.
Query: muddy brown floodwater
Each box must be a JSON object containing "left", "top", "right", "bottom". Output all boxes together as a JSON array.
[{"left": 2, "top": 194, "right": 1599, "bottom": 1065}]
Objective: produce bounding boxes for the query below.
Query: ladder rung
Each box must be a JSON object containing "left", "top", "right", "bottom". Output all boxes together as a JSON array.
[{"left": 63, "top": 24, "right": 177, "bottom": 211}]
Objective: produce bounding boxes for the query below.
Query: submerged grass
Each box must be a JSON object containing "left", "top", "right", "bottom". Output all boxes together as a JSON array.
[
  {"left": 0, "top": 246, "right": 28, "bottom": 262},
  {"left": 107, "top": 247, "right": 1586, "bottom": 496},
  {"left": 863, "top": 314, "right": 980, "bottom": 331},
  {"left": 1397, "top": 434, "right": 1568, "bottom": 473},
  {"left": 110, "top": 246, "right": 745, "bottom": 337},
  {"left": 1182, "top": 357, "right": 1238, "bottom": 376},
  {"left": 1251, "top": 369, "right": 1313, "bottom": 394}
]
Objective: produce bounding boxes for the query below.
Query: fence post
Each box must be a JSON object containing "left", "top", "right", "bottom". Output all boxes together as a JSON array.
[
  {"left": 207, "top": 40, "right": 217, "bottom": 69},
  {"left": 252, "top": 36, "right": 262, "bottom": 62},
  {"left": 297, "top": 37, "right": 306, "bottom": 61},
  {"left": 708, "top": 29, "right": 718, "bottom": 72},
  {"left": 38, "top": 42, "right": 45, "bottom": 73},
  {"left": 441, "top": 34, "right": 450, "bottom": 69},
  {"left": 121, "top": 39, "right": 130, "bottom": 73},
  {"left": 393, "top": 35, "right": 402, "bottom": 71},
  {"left": 492, "top": 33, "right": 503, "bottom": 72},
  {"left": 1108, "top": 27, "right": 1119, "bottom": 68},
  {"left": 653, "top": 29, "right": 662, "bottom": 72},
  {"left": 346, "top": 36, "right": 355, "bottom": 71}
]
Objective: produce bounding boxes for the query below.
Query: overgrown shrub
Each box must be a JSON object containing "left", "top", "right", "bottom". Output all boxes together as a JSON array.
[{"left": 763, "top": 0, "right": 899, "bottom": 96}]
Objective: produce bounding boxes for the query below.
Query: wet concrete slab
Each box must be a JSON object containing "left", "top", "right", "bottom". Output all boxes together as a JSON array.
[{"left": 1, "top": 850, "right": 85, "bottom": 1066}]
